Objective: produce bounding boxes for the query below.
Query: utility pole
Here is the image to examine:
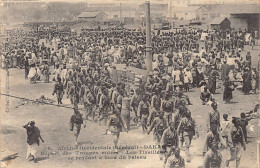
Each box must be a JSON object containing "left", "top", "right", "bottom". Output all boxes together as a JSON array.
[
  {"left": 145, "top": 1, "right": 152, "bottom": 74},
  {"left": 52, "top": 3, "right": 55, "bottom": 24},
  {"left": 120, "top": 2, "right": 122, "bottom": 21}
]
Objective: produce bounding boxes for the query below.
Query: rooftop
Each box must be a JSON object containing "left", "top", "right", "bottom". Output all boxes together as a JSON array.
[
  {"left": 209, "top": 4, "right": 260, "bottom": 14},
  {"left": 78, "top": 11, "right": 107, "bottom": 18},
  {"left": 209, "top": 17, "right": 229, "bottom": 24}
]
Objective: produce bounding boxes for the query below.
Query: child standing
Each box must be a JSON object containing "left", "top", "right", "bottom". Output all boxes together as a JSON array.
[
  {"left": 240, "top": 113, "right": 249, "bottom": 143},
  {"left": 220, "top": 114, "right": 232, "bottom": 146}
]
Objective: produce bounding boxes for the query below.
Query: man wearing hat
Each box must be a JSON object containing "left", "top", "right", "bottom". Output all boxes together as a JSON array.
[
  {"left": 106, "top": 106, "right": 128, "bottom": 152},
  {"left": 207, "top": 102, "right": 220, "bottom": 131},
  {"left": 165, "top": 147, "right": 185, "bottom": 168},
  {"left": 177, "top": 110, "right": 199, "bottom": 162},
  {"left": 23, "top": 121, "right": 44, "bottom": 163},
  {"left": 147, "top": 111, "right": 167, "bottom": 145},
  {"left": 70, "top": 105, "right": 86, "bottom": 146},
  {"left": 161, "top": 121, "right": 179, "bottom": 166}
]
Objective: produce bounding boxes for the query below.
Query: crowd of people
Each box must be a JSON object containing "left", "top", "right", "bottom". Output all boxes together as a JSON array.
[{"left": 1, "top": 23, "right": 259, "bottom": 167}]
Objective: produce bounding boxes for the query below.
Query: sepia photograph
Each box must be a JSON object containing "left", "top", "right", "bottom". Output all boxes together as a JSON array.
[{"left": 0, "top": 0, "right": 259, "bottom": 167}]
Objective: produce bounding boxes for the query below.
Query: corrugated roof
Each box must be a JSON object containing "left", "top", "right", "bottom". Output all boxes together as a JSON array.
[
  {"left": 209, "top": 4, "right": 260, "bottom": 14},
  {"left": 209, "top": 17, "right": 229, "bottom": 25},
  {"left": 78, "top": 11, "right": 106, "bottom": 18},
  {"left": 172, "top": 6, "right": 202, "bottom": 13}
]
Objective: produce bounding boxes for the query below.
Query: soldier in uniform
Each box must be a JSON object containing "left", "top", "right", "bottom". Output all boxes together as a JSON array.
[
  {"left": 207, "top": 102, "right": 220, "bottom": 131},
  {"left": 84, "top": 88, "right": 96, "bottom": 121},
  {"left": 149, "top": 88, "right": 161, "bottom": 125},
  {"left": 161, "top": 121, "right": 179, "bottom": 166},
  {"left": 147, "top": 111, "right": 167, "bottom": 160},
  {"left": 52, "top": 77, "right": 64, "bottom": 105},
  {"left": 130, "top": 88, "right": 140, "bottom": 123},
  {"left": 106, "top": 107, "right": 128, "bottom": 152},
  {"left": 225, "top": 117, "right": 246, "bottom": 168},
  {"left": 147, "top": 111, "right": 167, "bottom": 144},
  {"left": 173, "top": 106, "right": 186, "bottom": 130},
  {"left": 70, "top": 105, "right": 86, "bottom": 146},
  {"left": 177, "top": 110, "right": 199, "bottom": 162},
  {"left": 161, "top": 93, "right": 174, "bottom": 126},
  {"left": 137, "top": 94, "right": 150, "bottom": 133},
  {"left": 203, "top": 142, "right": 223, "bottom": 168},
  {"left": 99, "top": 87, "right": 110, "bottom": 125},
  {"left": 67, "top": 82, "right": 79, "bottom": 105},
  {"left": 203, "top": 126, "right": 224, "bottom": 155},
  {"left": 165, "top": 147, "right": 185, "bottom": 168}
]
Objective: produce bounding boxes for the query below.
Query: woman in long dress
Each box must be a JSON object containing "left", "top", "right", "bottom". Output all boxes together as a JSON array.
[
  {"left": 242, "top": 68, "right": 252, "bottom": 95},
  {"left": 223, "top": 76, "right": 234, "bottom": 103}
]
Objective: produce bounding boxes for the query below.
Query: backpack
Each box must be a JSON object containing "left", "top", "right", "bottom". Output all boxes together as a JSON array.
[
  {"left": 74, "top": 114, "right": 83, "bottom": 125},
  {"left": 55, "top": 83, "right": 63, "bottom": 91},
  {"left": 163, "top": 100, "right": 172, "bottom": 112}
]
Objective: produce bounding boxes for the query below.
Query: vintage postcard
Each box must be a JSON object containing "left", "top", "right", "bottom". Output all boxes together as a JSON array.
[{"left": 0, "top": 0, "right": 259, "bottom": 167}]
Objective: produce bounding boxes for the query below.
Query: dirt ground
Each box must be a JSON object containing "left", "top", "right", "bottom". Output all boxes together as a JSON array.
[{"left": 0, "top": 45, "right": 259, "bottom": 168}]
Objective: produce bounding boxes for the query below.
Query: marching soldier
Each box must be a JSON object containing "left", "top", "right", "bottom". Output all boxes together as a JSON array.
[
  {"left": 161, "top": 93, "right": 174, "bottom": 126},
  {"left": 130, "top": 88, "right": 140, "bottom": 123},
  {"left": 225, "top": 117, "right": 246, "bottom": 168},
  {"left": 149, "top": 88, "right": 161, "bottom": 125},
  {"left": 203, "top": 142, "right": 223, "bottom": 168},
  {"left": 161, "top": 121, "right": 179, "bottom": 166},
  {"left": 52, "top": 77, "right": 64, "bottom": 105},
  {"left": 177, "top": 110, "right": 199, "bottom": 162},
  {"left": 207, "top": 102, "right": 220, "bottom": 132},
  {"left": 173, "top": 106, "right": 186, "bottom": 130},
  {"left": 70, "top": 105, "right": 86, "bottom": 146},
  {"left": 147, "top": 111, "right": 167, "bottom": 144},
  {"left": 137, "top": 94, "right": 150, "bottom": 133},
  {"left": 165, "top": 147, "right": 185, "bottom": 168},
  {"left": 84, "top": 88, "right": 96, "bottom": 121},
  {"left": 99, "top": 87, "right": 110, "bottom": 125},
  {"left": 106, "top": 107, "right": 128, "bottom": 152},
  {"left": 147, "top": 111, "right": 167, "bottom": 160},
  {"left": 203, "top": 126, "right": 224, "bottom": 155}
]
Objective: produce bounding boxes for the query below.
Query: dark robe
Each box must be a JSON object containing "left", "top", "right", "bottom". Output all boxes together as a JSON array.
[
  {"left": 208, "top": 70, "right": 218, "bottom": 94},
  {"left": 221, "top": 63, "right": 230, "bottom": 81},
  {"left": 242, "top": 71, "right": 252, "bottom": 94},
  {"left": 223, "top": 80, "right": 233, "bottom": 102}
]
